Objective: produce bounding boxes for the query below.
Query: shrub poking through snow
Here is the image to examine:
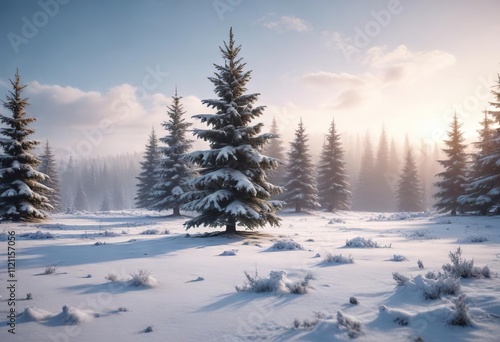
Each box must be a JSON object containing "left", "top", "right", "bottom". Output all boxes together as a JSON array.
[
  {"left": 442, "top": 247, "right": 491, "bottom": 278},
  {"left": 21, "top": 231, "right": 54, "bottom": 239},
  {"left": 26, "top": 293, "right": 33, "bottom": 300},
  {"left": 236, "top": 270, "right": 313, "bottom": 294},
  {"left": 448, "top": 294, "right": 473, "bottom": 327},
  {"left": 293, "top": 318, "right": 319, "bottom": 330},
  {"left": 143, "top": 325, "right": 154, "bottom": 333},
  {"left": 404, "top": 229, "right": 438, "bottom": 240},
  {"left": 128, "top": 269, "right": 158, "bottom": 287},
  {"left": 392, "top": 272, "right": 410, "bottom": 287},
  {"left": 140, "top": 229, "right": 160, "bottom": 235},
  {"left": 44, "top": 265, "right": 57, "bottom": 275},
  {"left": 417, "top": 259, "right": 424, "bottom": 269},
  {"left": 328, "top": 218, "right": 345, "bottom": 224},
  {"left": 268, "top": 239, "right": 304, "bottom": 251},
  {"left": 345, "top": 236, "right": 389, "bottom": 248},
  {"left": 105, "top": 273, "right": 119, "bottom": 282},
  {"left": 323, "top": 253, "right": 354, "bottom": 264},
  {"left": 56, "top": 305, "right": 94, "bottom": 325},
  {"left": 17, "top": 307, "right": 53, "bottom": 322},
  {"left": 378, "top": 305, "right": 410, "bottom": 326},
  {"left": 391, "top": 254, "right": 408, "bottom": 262},
  {"left": 467, "top": 235, "right": 488, "bottom": 243},
  {"left": 337, "top": 311, "right": 362, "bottom": 338},
  {"left": 349, "top": 297, "right": 359, "bottom": 305}
]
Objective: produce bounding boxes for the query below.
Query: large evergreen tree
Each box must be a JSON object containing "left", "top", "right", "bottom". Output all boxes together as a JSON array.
[
  {"left": 397, "top": 147, "right": 424, "bottom": 212},
  {"left": 459, "top": 111, "right": 496, "bottom": 214},
  {"left": 434, "top": 113, "right": 468, "bottom": 215},
  {"left": 135, "top": 127, "right": 159, "bottom": 209},
  {"left": 39, "top": 140, "right": 61, "bottom": 212},
  {"left": 151, "top": 91, "right": 195, "bottom": 216},
  {"left": 262, "top": 117, "right": 286, "bottom": 186},
  {"left": 317, "top": 118, "right": 351, "bottom": 211},
  {"left": 0, "top": 70, "right": 53, "bottom": 221},
  {"left": 182, "top": 28, "right": 282, "bottom": 232},
  {"left": 282, "top": 119, "right": 320, "bottom": 212}
]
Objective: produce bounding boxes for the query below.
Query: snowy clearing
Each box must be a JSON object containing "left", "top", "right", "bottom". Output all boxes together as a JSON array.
[{"left": 0, "top": 210, "right": 499, "bottom": 341}]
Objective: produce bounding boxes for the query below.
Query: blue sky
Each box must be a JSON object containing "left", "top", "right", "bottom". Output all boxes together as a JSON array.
[{"left": 1, "top": 0, "right": 500, "bottom": 157}]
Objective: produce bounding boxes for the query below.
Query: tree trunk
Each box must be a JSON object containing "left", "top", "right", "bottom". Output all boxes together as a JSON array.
[
  {"left": 295, "top": 202, "right": 301, "bottom": 213},
  {"left": 451, "top": 208, "right": 456, "bottom": 216},
  {"left": 173, "top": 206, "right": 180, "bottom": 216},
  {"left": 226, "top": 218, "right": 237, "bottom": 233}
]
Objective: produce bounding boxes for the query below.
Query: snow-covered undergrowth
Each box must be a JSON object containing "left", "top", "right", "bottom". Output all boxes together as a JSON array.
[
  {"left": 404, "top": 229, "right": 438, "bottom": 240},
  {"left": 345, "top": 236, "right": 389, "bottom": 248},
  {"left": 391, "top": 254, "right": 408, "bottom": 262},
  {"left": 442, "top": 247, "right": 491, "bottom": 279},
  {"left": 140, "top": 228, "right": 170, "bottom": 235},
  {"left": 322, "top": 253, "right": 354, "bottom": 264},
  {"left": 328, "top": 217, "right": 345, "bottom": 224},
  {"left": 267, "top": 239, "right": 304, "bottom": 251},
  {"left": 20, "top": 230, "right": 55, "bottom": 239},
  {"left": 393, "top": 272, "right": 462, "bottom": 300},
  {"left": 220, "top": 249, "right": 238, "bottom": 256},
  {"left": 235, "top": 270, "right": 313, "bottom": 294},
  {"left": 105, "top": 269, "right": 158, "bottom": 287},
  {"left": 466, "top": 234, "right": 489, "bottom": 243},
  {"left": 17, "top": 307, "right": 53, "bottom": 322},
  {"left": 367, "top": 212, "right": 431, "bottom": 221}
]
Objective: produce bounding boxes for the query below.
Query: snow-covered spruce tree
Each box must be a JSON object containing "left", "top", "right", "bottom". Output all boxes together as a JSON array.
[
  {"left": 434, "top": 113, "right": 468, "bottom": 215},
  {"left": 99, "top": 190, "right": 111, "bottom": 211},
  {"left": 0, "top": 70, "right": 53, "bottom": 221},
  {"left": 182, "top": 28, "right": 282, "bottom": 232},
  {"left": 458, "top": 111, "right": 496, "bottom": 214},
  {"left": 38, "top": 140, "right": 61, "bottom": 212},
  {"left": 353, "top": 133, "right": 377, "bottom": 211},
  {"left": 151, "top": 90, "right": 195, "bottom": 216},
  {"left": 317, "top": 118, "right": 351, "bottom": 211},
  {"left": 135, "top": 127, "right": 159, "bottom": 209},
  {"left": 73, "top": 183, "right": 89, "bottom": 212},
  {"left": 372, "top": 126, "right": 395, "bottom": 211},
  {"left": 263, "top": 117, "right": 286, "bottom": 186},
  {"left": 397, "top": 147, "right": 424, "bottom": 212},
  {"left": 282, "top": 119, "right": 320, "bottom": 213}
]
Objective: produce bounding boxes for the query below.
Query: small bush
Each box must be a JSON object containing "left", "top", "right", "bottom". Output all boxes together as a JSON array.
[
  {"left": 391, "top": 254, "right": 407, "bottom": 262},
  {"left": 105, "top": 273, "right": 119, "bottom": 282},
  {"left": 467, "top": 235, "right": 488, "bottom": 243},
  {"left": 392, "top": 272, "right": 410, "bottom": 287},
  {"left": 26, "top": 293, "right": 33, "bottom": 300},
  {"left": 268, "top": 239, "right": 304, "bottom": 251},
  {"left": 22, "top": 231, "right": 55, "bottom": 239},
  {"left": 220, "top": 249, "right": 238, "bottom": 256},
  {"left": 44, "top": 265, "right": 57, "bottom": 275},
  {"left": 129, "top": 269, "right": 158, "bottom": 287},
  {"left": 117, "top": 307, "right": 128, "bottom": 312},
  {"left": 422, "top": 275, "right": 461, "bottom": 300},
  {"left": 345, "top": 236, "right": 389, "bottom": 248},
  {"left": 323, "top": 253, "right": 354, "bottom": 264},
  {"left": 143, "top": 325, "right": 154, "bottom": 333},
  {"left": 442, "top": 247, "right": 490, "bottom": 279},
  {"left": 349, "top": 297, "right": 359, "bottom": 305},
  {"left": 417, "top": 260, "right": 424, "bottom": 269},
  {"left": 328, "top": 218, "right": 345, "bottom": 224},
  {"left": 337, "top": 311, "right": 362, "bottom": 338},
  {"left": 103, "top": 230, "right": 119, "bottom": 237},
  {"left": 448, "top": 294, "right": 473, "bottom": 326},
  {"left": 140, "top": 229, "right": 160, "bottom": 235},
  {"left": 293, "top": 318, "right": 319, "bottom": 330},
  {"left": 236, "top": 270, "right": 312, "bottom": 294}
]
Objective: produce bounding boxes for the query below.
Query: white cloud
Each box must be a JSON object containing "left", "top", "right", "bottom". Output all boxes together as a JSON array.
[
  {"left": 259, "top": 15, "right": 310, "bottom": 33},
  {"left": 300, "top": 72, "right": 366, "bottom": 88}
]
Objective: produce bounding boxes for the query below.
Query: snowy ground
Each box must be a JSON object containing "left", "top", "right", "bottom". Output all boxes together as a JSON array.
[{"left": 0, "top": 210, "right": 499, "bottom": 341}]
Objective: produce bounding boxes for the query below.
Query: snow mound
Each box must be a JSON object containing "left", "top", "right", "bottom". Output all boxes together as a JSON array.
[
  {"left": 268, "top": 239, "right": 304, "bottom": 251},
  {"left": 17, "top": 307, "right": 53, "bottom": 322},
  {"left": 51, "top": 305, "right": 95, "bottom": 325},
  {"left": 378, "top": 305, "right": 411, "bottom": 326},
  {"left": 220, "top": 249, "right": 238, "bottom": 256},
  {"left": 404, "top": 229, "right": 438, "bottom": 240},
  {"left": 328, "top": 218, "right": 345, "bottom": 224},
  {"left": 394, "top": 273, "right": 461, "bottom": 300},
  {"left": 391, "top": 254, "right": 408, "bottom": 262},
  {"left": 20, "top": 231, "right": 54, "bottom": 239},
  {"left": 337, "top": 311, "right": 362, "bottom": 338},
  {"left": 236, "top": 270, "right": 313, "bottom": 294},
  {"left": 345, "top": 236, "right": 387, "bottom": 248},
  {"left": 367, "top": 212, "right": 430, "bottom": 221}
]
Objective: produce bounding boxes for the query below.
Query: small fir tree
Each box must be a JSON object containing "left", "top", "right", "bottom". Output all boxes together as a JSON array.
[
  {"left": 150, "top": 90, "right": 195, "bottom": 216},
  {"left": 182, "top": 28, "right": 282, "bottom": 232},
  {"left": 135, "top": 127, "right": 160, "bottom": 209},
  {"left": 434, "top": 113, "right": 468, "bottom": 215},
  {"left": 353, "top": 133, "right": 377, "bottom": 211},
  {"left": 38, "top": 140, "right": 61, "bottom": 212},
  {"left": 282, "top": 119, "right": 320, "bottom": 212},
  {"left": 317, "top": 118, "right": 351, "bottom": 211},
  {"left": 397, "top": 147, "right": 424, "bottom": 212},
  {"left": 99, "top": 190, "right": 111, "bottom": 211},
  {"left": 73, "top": 183, "right": 89, "bottom": 212},
  {"left": 0, "top": 70, "right": 53, "bottom": 221}
]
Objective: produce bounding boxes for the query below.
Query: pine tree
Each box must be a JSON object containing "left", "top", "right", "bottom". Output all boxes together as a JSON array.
[
  {"left": 282, "top": 119, "right": 320, "bottom": 212},
  {"left": 317, "top": 118, "right": 351, "bottom": 211},
  {"left": 135, "top": 127, "right": 159, "bottom": 209},
  {"left": 353, "top": 133, "right": 377, "bottom": 211},
  {"left": 372, "top": 126, "right": 394, "bottom": 211},
  {"left": 73, "top": 183, "right": 89, "bottom": 212},
  {"left": 38, "top": 140, "right": 61, "bottom": 212},
  {"left": 183, "top": 28, "right": 282, "bottom": 232},
  {"left": 99, "top": 190, "right": 111, "bottom": 211},
  {"left": 434, "top": 113, "right": 468, "bottom": 215},
  {"left": 459, "top": 111, "right": 496, "bottom": 214},
  {"left": 151, "top": 91, "right": 195, "bottom": 216},
  {"left": 263, "top": 117, "right": 286, "bottom": 186},
  {"left": 397, "top": 147, "right": 424, "bottom": 212},
  {"left": 0, "top": 70, "right": 53, "bottom": 221},
  {"left": 112, "top": 178, "right": 126, "bottom": 210}
]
